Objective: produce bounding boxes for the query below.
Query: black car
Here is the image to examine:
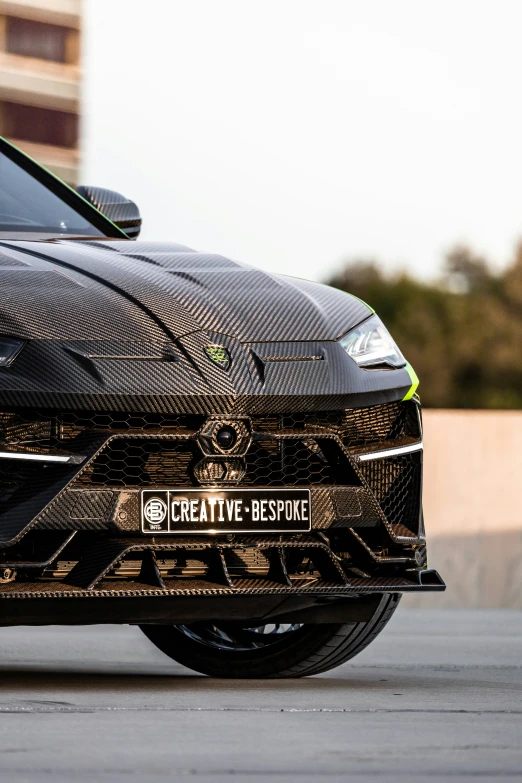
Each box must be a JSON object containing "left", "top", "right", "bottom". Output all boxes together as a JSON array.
[{"left": 0, "top": 138, "right": 444, "bottom": 678}]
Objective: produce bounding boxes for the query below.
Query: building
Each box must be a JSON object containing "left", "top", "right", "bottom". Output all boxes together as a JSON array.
[{"left": 0, "top": 0, "right": 81, "bottom": 184}]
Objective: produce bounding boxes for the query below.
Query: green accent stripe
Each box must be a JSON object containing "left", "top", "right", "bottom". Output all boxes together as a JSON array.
[
  {"left": 350, "top": 294, "right": 375, "bottom": 313},
  {"left": 402, "top": 362, "right": 419, "bottom": 400},
  {"left": 0, "top": 136, "right": 128, "bottom": 238}
]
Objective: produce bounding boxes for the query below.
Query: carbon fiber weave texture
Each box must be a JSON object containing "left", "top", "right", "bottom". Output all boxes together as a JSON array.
[{"left": 0, "top": 240, "right": 412, "bottom": 412}]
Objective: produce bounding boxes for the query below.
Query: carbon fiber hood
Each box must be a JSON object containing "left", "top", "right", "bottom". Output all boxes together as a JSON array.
[
  {"left": 0, "top": 239, "right": 369, "bottom": 342},
  {"left": 0, "top": 238, "right": 412, "bottom": 413}
]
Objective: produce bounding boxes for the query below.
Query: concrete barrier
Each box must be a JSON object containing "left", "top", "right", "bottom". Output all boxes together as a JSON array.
[{"left": 404, "top": 410, "right": 522, "bottom": 608}]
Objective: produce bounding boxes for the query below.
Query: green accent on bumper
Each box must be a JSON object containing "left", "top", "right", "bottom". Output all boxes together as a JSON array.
[{"left": 402, "top": 362, "right": 419, "bottom": 400}]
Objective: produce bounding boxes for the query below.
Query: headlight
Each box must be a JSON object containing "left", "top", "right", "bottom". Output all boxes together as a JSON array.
[
  {"left": 339, "top": 314, "right": 406, "bottom": 369},
  {"left": 0, "top": 337, "right": 25, "bottom": 367}
]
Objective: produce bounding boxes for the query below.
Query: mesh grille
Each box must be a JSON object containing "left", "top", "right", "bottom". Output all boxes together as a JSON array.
[
  {"left": 243, "top": 438, "right": 352, "bottom": 487},
  {"left": 76, "top": 441, "right": 201, "bottom": 488},
  {"left": 0, "top": 411, "right": 58, "bottom": 454},
  {"left": 0, "top": 410, "right": 203, "bottom": 452},
  {"left": 358, "top": 451, "right": 422, "bottom": 533},
  {"left": 75, "top": 438, "right": 353, "bottom": 488},
  {"left": 58, "top": 411, "right": 203, "bottom": 440},
  {"left": 0, "top": 402, "right": 422, "bottom": 529},
  {"left": 252, "top": 401, "right": 420, "bottom": 449},
  {"left": 0, "top": 402, "right": 418, "bottom": 451}
]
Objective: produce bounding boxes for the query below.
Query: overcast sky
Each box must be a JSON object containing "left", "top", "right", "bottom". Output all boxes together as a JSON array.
[{"left": 83, "top": 0, "right": 522, "bottom": 283}]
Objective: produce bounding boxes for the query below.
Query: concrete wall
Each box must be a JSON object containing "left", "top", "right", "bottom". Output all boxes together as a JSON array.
[{"left": 404, "top": 410, "right": 522, "bottom": 608}]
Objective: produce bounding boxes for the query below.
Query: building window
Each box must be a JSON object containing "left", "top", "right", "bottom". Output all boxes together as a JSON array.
[
  {"left": 1, "top": 102, "right": 78, "bottom": 148},
  {"left": 5, "top": 17, "right": 69, "bottom": 63}
]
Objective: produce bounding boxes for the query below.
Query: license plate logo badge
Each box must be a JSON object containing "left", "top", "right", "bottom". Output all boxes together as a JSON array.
[{"left": 142, "top": 491, "right": 169, "bottom": 532}]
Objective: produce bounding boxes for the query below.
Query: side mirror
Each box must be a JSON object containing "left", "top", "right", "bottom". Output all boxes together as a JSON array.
[{"left": 76, "top": 185, "right": 142, "bottom": 239}]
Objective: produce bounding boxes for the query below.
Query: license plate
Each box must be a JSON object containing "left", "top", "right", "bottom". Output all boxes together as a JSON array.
[{"left": 141, "top": 489, "right": 311, "bottom": 534}]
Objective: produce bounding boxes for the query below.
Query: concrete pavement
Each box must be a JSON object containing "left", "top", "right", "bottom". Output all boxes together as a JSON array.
[{"left": 0, "top": 609, "right": 520, "bottom": 781}]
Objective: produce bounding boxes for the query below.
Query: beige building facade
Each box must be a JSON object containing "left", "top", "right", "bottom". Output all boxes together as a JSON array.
[{"left": 0, "top": 0, "right": 81, "bottom": 184}]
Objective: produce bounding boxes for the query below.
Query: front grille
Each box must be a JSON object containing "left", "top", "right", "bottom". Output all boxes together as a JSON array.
[
  {"left": 0, "top": 411, "right": 60, "bottom": 455},
  {"left": 0, "top": 410, "right": 204, "bottom": 452},
  {"left": 0, "top": 401, "right": 422, "bottom": 532},
  {"left": 358, "top": 451, "right": 422, "bottom": 533},
  {"left": 75, "top": 438, "right": 354, "bottom": 488},
  {"left": 251, "top": 400, "right": 419, "bottom": 449},
  {"left": 0, "top": 403, "right": 418, "bottom": 453},
  {"left": 243, "top": 438, "right": 352, "bottom": 486},
  {"left": 75, "top": 441, "right": 201, "bottom": 488},
  {"left": 58, "top": 411, "right": 204, "bottom": 440}
]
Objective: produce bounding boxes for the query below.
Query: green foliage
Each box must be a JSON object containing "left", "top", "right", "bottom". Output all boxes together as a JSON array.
[{"left": 327, "top": 244, "right": 522, "bottom": 408}]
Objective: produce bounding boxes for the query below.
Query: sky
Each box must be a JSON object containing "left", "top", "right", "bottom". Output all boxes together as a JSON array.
[{"left": 83, "top": 0, "right": 522, "bottom": 283}]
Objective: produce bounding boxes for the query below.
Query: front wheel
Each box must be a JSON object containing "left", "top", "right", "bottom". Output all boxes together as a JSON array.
[{"left": 139, "top": 593, "right": 400, "bottom": 678}]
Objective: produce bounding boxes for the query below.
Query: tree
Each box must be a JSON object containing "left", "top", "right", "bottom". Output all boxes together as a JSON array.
[{"left": 327, "top": 245, "right": 522, "bottom": 408}]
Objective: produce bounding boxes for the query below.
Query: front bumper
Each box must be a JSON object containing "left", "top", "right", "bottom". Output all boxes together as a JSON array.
[
  {"left": 0, "top": 532, "right": 445, "bottom": 626},
  {"left": 0, "top": 399, "right": 445, "bottom": 624}
]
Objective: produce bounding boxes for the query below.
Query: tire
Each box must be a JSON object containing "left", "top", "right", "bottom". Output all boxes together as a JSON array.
[{"left": 139, "top": 593, "right": 401, "bottom": 678}]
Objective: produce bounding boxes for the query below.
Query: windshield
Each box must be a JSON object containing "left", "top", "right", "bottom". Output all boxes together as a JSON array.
[{"left": 0, "top": 146, "right": 106, "bottom": 238}]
